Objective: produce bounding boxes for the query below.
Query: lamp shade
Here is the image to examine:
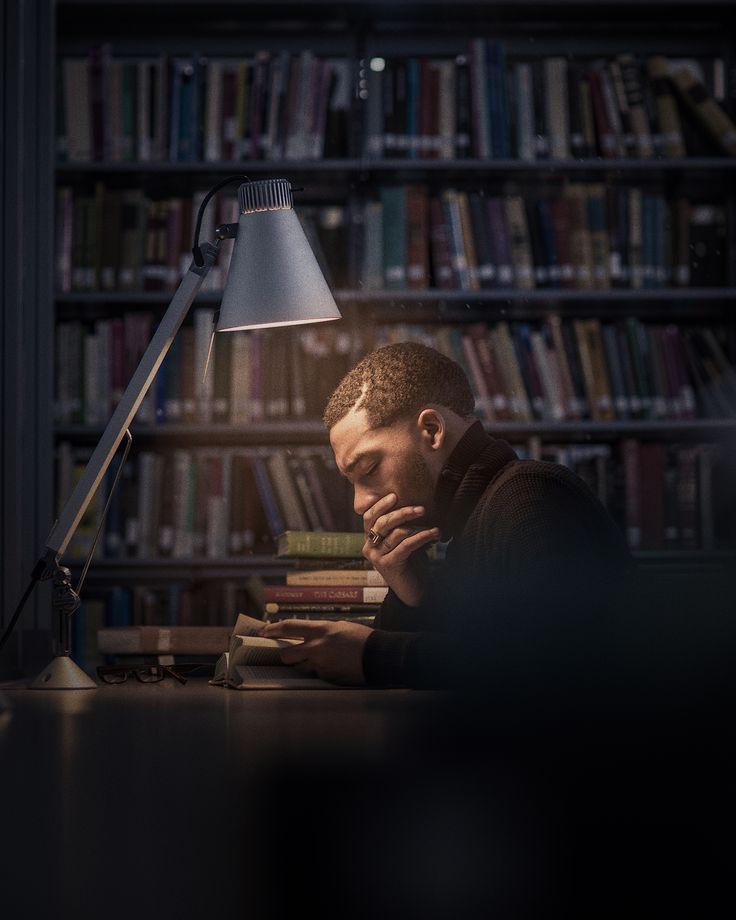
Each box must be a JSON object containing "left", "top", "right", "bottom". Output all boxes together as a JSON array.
[{"left": 216, "top": 179, "right": 342, "bottom": 331}]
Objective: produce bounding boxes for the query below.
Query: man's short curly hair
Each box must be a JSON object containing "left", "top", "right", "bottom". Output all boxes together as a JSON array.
[{"left": 323, "top": 342, "right": 476, "bottom": 430}]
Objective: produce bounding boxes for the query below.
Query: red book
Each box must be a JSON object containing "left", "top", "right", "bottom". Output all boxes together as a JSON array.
[
  {"left": 621, "top": 438, "right": 641, "bottom": 550},
  {"left": 550, "top": 198, "right": 575, "bottom": 289},
  {"left": 263, "top": 585, "right": 389, "bottom": 605},
  {"left": 677, "top": 446, "right": 699, "bottom": 549},
  {"left": 429, "top": 196, "right": 455, "bottom": 289},
  {"left": 587, "top": 66, "right": 617, "bottom": 158},
  {"left": 469, "top": 322, "right": 511, "bottom": 421}
]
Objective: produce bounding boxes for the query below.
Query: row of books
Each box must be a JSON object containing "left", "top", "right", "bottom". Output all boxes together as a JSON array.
[
  {"left": 54, "top": 183, "right": 729, "bottom": 295},
  {"left": 58, "top": 443, "right": 358, "bottom": 562},
  {"left": 366, "top": 49, "right": 736, "bottom": 161},
  {"left": 535, "top": 440, "right": 726, "bottom": 552},
  {"left": 55, "top": 314, "right": 736, "bottom": 429},
  {"left": 72, "top": 581, "right": 257, "bottom": 667},
  {"left": 54, "top": 184, "right": 349, "bottom": 294},
  {"left": 58, "top": 47, "right": 352, "bottom": 164},
  {"left": 416, "top": 318, "right": 736, "bottom": 423},
  {"left": 363, "top": 185, "right": 727, "bottom": 292},
  {"left": 59, "top": 432, "right": 728, "bottom": 571},
  {"left": 54, "top": 316, "right": 358, "bottom": 426},
  {"left": 57, "top": 46, "right": 736, "bottom": 163}
]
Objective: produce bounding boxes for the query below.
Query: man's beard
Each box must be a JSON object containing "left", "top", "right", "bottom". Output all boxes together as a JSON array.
[{"left": 399, "top": 450, "right": 436, "bottom": 527}]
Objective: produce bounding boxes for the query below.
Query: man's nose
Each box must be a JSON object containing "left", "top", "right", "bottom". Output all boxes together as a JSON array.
[{"left": 353, "top": 484, "right": 375, "bottom": 517}]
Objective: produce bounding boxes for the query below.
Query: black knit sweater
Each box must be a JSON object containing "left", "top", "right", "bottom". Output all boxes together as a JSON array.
[{"left": 362, "top": 421, "right": 633, "bottom": 688}]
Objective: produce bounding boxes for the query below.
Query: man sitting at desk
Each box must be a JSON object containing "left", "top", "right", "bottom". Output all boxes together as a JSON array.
[{"left": 262, "top": 341, "right": 633, "bottom": 690}]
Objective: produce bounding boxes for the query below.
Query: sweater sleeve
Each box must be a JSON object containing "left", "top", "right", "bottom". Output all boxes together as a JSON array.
[{"left": 362, "top": 628, "right": 460, "bottom": 689}]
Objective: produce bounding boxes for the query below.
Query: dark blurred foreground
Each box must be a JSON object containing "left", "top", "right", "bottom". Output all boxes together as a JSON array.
[{"left": 1, "top": 565, "right": 733, "bottom": 919}]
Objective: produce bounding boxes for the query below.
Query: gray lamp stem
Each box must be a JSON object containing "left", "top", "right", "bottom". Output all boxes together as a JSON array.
[
  {"left": 31, "top": 243, "right": 218, "bottom": 689},
  {"left": 44, "top": 243, "right": 218, "bottom": 560}
]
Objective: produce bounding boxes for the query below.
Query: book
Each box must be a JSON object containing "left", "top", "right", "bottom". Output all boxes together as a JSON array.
[
  {"left": 276, "top": 530, "right": 365, "bottom": 558},
  {"left": 504, "top": 195, "right": 534, "bottom": 289},
  {"left": 266, "top": 450, "right": 309, "bottom": 531},
  {"left": 646, "top": 55, "right": 686, "bottom": 157},
  {"left": 263, "top": 585, "right": 388, "bottom": 605},
  {"left": 210, "top": 613, "right": 339, "bottom": 690},
  {"left": 265, "top": 603, "right": 381, "bottom": 617},
  {"left": 545, "top": 57, "right": 570, "bottom": 159},
  {"left": 285, "top": 569, "right": 386, "bottom": 587},
  {"left": 381, "top": 185, "right": 406, "bottom": 288},
  {"left": 670, "top": 63, "right": 736, "bottom": 155},
  {"left": 617, "top": 53, "right": 654, "bottom": 158}
]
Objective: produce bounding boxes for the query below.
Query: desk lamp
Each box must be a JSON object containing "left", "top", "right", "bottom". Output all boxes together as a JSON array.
[{"left": 5, "top": 177, "right": 341, "bottom": 689}]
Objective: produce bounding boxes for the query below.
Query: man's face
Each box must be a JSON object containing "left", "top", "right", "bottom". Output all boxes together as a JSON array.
[{"left": 330, "top": 406, "right": 438, "bottom": 524}]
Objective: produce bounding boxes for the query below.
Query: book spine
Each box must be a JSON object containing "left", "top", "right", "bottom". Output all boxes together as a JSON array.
[
  {"left": 621, "top": 438, "right": 641, "bottom": 550},
  {"left": 252, "top": 455, "right": 286, "bottom": 541},
  {"left": 670, "top": 64, "right": 736, "bottom": 155},
  {"left": 277, "top": 530, "right": 365, "bottom": 558},
  {"left": 263, "top": 586, "right": 388, "bottom": 604},
  {"left": 646, "top": 56, "right": 687, "bottom": 157},
  {"left": 265, "top": 603, "right": 382, "bottom": 615},
  {"left": 286, "top": 569, "right": 386, "bottom": 587}
]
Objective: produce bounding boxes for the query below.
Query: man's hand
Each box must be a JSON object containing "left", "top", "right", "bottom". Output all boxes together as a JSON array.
[
  {"left": 363, "top": 493, "right": 439, "bottom": 607},
  {"left": 260, "top": 619, "right": 373, "bottom": 685}
]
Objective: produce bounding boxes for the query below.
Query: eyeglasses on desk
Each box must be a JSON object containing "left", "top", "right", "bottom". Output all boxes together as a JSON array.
[{"left": 96, "top": 663, "right": 208, "bottom": 685}]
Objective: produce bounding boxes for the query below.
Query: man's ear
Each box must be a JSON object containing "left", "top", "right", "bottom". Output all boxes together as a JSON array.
[{"left": 416, "top": 408, "right": 445, "bottom": 450}]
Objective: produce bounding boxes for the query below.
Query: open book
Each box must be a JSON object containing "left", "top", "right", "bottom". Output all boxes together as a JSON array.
[{"left": 209, "top": 613, "right": 340, "bottom": 690}]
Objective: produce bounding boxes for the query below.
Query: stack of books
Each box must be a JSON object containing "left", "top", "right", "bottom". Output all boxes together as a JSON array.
[{"left": 267, "top": 530, "right": 387, "bottom": 625}]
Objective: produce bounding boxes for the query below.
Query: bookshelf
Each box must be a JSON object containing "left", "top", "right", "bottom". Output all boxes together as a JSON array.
[{"left": 48, "top": 0, "right": 736, "bottom": 646}]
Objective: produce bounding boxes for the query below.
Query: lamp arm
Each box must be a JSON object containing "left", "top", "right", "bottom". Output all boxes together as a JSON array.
[{"left": 41, "top": 242, "right": 218, "bottom": 569}]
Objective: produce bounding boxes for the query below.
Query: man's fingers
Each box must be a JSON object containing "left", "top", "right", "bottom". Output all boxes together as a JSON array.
[
  {"left": 372, "top": 505, "right": 427, "bottom": 537},
  {"left": 383, "top": 527, "right": 439, "bottom": 558},
  {"left": 363, "top": 493, "right": 397, "bottom": 531}
]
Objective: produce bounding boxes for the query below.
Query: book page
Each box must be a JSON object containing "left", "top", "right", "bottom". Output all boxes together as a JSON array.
[{"left": 230, "top": 635, "right": 302, "bottom": 669}]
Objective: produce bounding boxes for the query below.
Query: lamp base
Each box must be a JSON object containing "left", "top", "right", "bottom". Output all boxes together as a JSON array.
[{"left": 29, "top": 655, "right": 97, "bottom": 690}]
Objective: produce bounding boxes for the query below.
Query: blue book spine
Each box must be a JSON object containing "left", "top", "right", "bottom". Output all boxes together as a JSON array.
[
  {"left": 536, "top": 199, "right": 559, "bottom": 288},
  {"left": 108, "top": 586, "right": 132, "bottom": 627},
  {"left": 486, "top": 41, "right": 509, "bottom": 159},
  {"left": 168, "top": 60, "right": 181, "bottom": 162},
  {"left": 178, "top": 58, "right": 196, "bottom": 162},
  {"left": 485, "top": 42, "right": 498, "bottom": 158},
  {"left": 252, "top": 456, "right": 286, "bottom": 540},
  {"left": 406, "top": 58, "right": 419, "bottom": 160},
  {"left": 642, "top": 194, "right": 654, "bottom": 289},
  {"left": 496, "top": 42, "right": 510, "bottom": 158}
]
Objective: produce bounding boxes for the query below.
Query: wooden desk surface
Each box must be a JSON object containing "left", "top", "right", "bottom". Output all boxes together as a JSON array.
[
  {"left": 1, "top": 668, "right": 732, "bottom": 917},
  {"left": 0, "top": 679, "right": 456, "bottom": 918}
]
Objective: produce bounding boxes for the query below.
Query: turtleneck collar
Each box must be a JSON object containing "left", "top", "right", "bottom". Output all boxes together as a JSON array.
[{"left": 434, "top": 420, "right": 517, "bottom": 539}]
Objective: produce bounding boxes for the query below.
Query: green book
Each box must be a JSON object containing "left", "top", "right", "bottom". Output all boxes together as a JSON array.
[
  {"left": 276, "top": 530, "right": 366, "bottom": 558},
  {"left": 380, "top": 186, "right": 406, "bottom": 289}
]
